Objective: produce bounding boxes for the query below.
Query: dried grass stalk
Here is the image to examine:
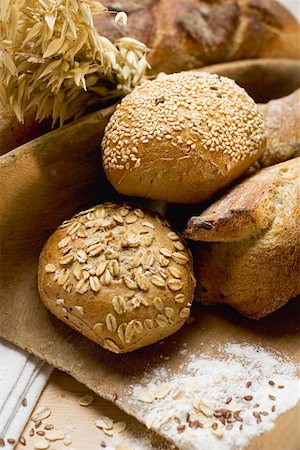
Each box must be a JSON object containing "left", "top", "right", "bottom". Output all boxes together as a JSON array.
[{"left": 0, "top": 0, "right": 149, "bottom": 126}]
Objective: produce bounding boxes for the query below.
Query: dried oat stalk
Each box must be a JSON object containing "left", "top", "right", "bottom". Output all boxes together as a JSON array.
[{"left": 0, "top": 0, "right": 149, "bottom": 126}]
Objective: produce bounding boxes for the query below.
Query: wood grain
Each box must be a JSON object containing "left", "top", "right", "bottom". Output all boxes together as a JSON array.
[{"left": 15, "top": 369, "right": 172, "bottom": 450}]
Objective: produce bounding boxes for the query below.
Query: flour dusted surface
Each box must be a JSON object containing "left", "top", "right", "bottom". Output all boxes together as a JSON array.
[{"left": 129, "top": 343, "right": 299, "bottom": 450}]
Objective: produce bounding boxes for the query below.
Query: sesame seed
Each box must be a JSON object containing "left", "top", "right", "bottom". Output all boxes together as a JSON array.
[{"left": 101, "top": 72, "right": 265, "bottom": 173}]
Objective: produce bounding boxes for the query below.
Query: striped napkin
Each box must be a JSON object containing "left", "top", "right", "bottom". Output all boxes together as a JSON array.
[{"left": 0, "top": 339, "right": 52, "bottom": 448}]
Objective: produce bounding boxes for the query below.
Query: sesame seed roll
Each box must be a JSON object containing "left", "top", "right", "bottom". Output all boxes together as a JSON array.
[{"left": 101, "top": 71, "right": 265, "bottom": 204}]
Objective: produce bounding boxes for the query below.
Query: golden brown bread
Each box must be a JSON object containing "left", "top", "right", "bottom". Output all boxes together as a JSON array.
[
  {"left": 96, "top": 0, "right": 300, "bottom": 74},
  {"left": 102, "top": 71, "right": 265, "bottom": 204},
  {"left": 184, "top": 157, "right": 300, "bottom": 318},
  {"left": 258, "top": 89, "right": 300, "bottom": 167},
  {"left": 38, "top": 203, "right": 195, "bottom": 353}
]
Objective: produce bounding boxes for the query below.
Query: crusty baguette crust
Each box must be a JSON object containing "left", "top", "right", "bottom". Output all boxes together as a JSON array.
[
  {"left": 258, "top": 89, "right": 300, "bottom": 167},
  {"left": 184, "top": 158, "right": 300, "bottom": 318},
  {"left": 96, "top": 0, "right": 300, "bottom": 74}
]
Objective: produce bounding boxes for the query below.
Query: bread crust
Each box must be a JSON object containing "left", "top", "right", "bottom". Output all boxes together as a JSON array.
[
  {"left": 184, "top": 158, "right": 300, "bottom": 318},
  {"left": 102, "top": 71, "right": 265, "bottom": 204},
  {"left": 258, "top": 89, "right": 300, "bottom": 167},
  {"left": 38, "top": 203, "right": 195, "bottom": 353},
  {"left": 95, "top": 0, "right": 300, "bottom": 74}
]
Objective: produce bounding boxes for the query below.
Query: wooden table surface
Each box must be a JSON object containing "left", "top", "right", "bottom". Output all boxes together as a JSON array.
[{"left": 15, "top": 370, "right": 169, "bottom": 450}]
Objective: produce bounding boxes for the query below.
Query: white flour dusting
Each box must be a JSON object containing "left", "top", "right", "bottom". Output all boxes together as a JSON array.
[{"left": 129, "top": 343, "right": 299, "bottom": 450}]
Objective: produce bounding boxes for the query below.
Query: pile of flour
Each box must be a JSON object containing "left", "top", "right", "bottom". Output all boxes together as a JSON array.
[{"left": 129, "top": 343, "right": 299, "bottom": 450}]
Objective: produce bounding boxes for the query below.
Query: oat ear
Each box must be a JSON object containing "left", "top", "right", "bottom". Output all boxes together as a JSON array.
[{"left": 183, "top": 178, "right": 276, "bottom": 242}]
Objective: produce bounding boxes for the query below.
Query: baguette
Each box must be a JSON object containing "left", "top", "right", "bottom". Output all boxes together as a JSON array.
[
  {"left": 184, "top": 157, "right": 300, "bottom": 319},
  {"left": 97, "top": 0, "right": 300, "bottom": 74},
  {"left": 258, "top": 89, "right": 300, "bottom": 167}
]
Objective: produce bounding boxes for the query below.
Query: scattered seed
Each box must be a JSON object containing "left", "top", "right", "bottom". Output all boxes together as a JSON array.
[
  {"left": 0, "top": 438, "right": 4, "bottom": 447},
  {"left": 268, "top": 380, "right": 275, "bottom": 386},
  {"left": 271, "top": 405, "right": 276, "bottom": 412},
  {"left": 33, "top": 439, "right": 49, "bottom": 450},
  {"left": 269, "top": 395, "right": 276, "bottom": 401},
  {"left": 193, "top": 400, "right": 215, "bottom": 417},
  {"left": 95, "top": 416, "right": 114, "bottom": 430},
  {"left": 100, "top": 442, "right": 107, "bottom": 448},
  {"left": 113, "top": 422, "right": 126, "bottom": 433},
  {"left": 225, "top": 396, "right": 232, "bottom": 404},
  {"left": 35, "top": 420, "right": 42, "bottom": 428},
  {"left": 177, "top": 425, "right": 185, "bottom": 433},
  {"left": 246, "top": 381, "right": 252, "bottom": 388},
  {"left": 7, "top": 439, "right": 15, "bottom": 444},
  {"left": 253, "top": 411, "right": 262, "bottom": 424},
  {"left": 30, "top": 429, "right": 35, "bottom": 437},
  {"left": 45, "top": 430, "right": 64, "bottom": 441},
  {"left": 78, "top": 395, "right": 94, "bottom": 407},
  {"left": 138, "top": 389, "right": 155, "bottom": 403},
  {"left": 155, "top": 384, "right": 171, "bottom": 399},
  {"left": 37, "top": 431, "right": 45, "bottom": 436},
  {"left": 44, "top": 425, "right": 54, "bottom": 431},
  {"left": 278, "top": 385, "right": 285, "bottom": 389},
  {"left": 244, "top": 396, "right": 253, "bottom": 401},
  {"left": 19, "top": 436, "right": 26, "bottom": 446},
  {"left": 22, "top": 398, "right": 27, "bottom": 407}
]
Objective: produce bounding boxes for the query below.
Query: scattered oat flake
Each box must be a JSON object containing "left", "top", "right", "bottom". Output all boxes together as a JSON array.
[
  {"left": 34, "top": 439, "right": 50, "bottom": 450},
  {"left": 138, "top": 389, "right": 155, "bottom": 403},
  {"left": 78, "top": 394, "right": 94, "bottom": 406},
  {"left": 45, "top": 429, "right": 64, "bottom": 441},
  {"left": 113, "top": 422, "right": 126, "bottom": 433},
  {"left": 95, "top": 416, "right": 114, "bottom": 430},
  {"left": 155, "top": 384, "right": 171, "bottom": 399},
  {"left": 31, "top": 407, "right": 51, "bottom": 421}
]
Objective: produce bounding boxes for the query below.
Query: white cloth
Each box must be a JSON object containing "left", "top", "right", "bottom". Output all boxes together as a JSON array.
[{"left": 0, "top": 339, "right": 52, "bottom": 448}]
